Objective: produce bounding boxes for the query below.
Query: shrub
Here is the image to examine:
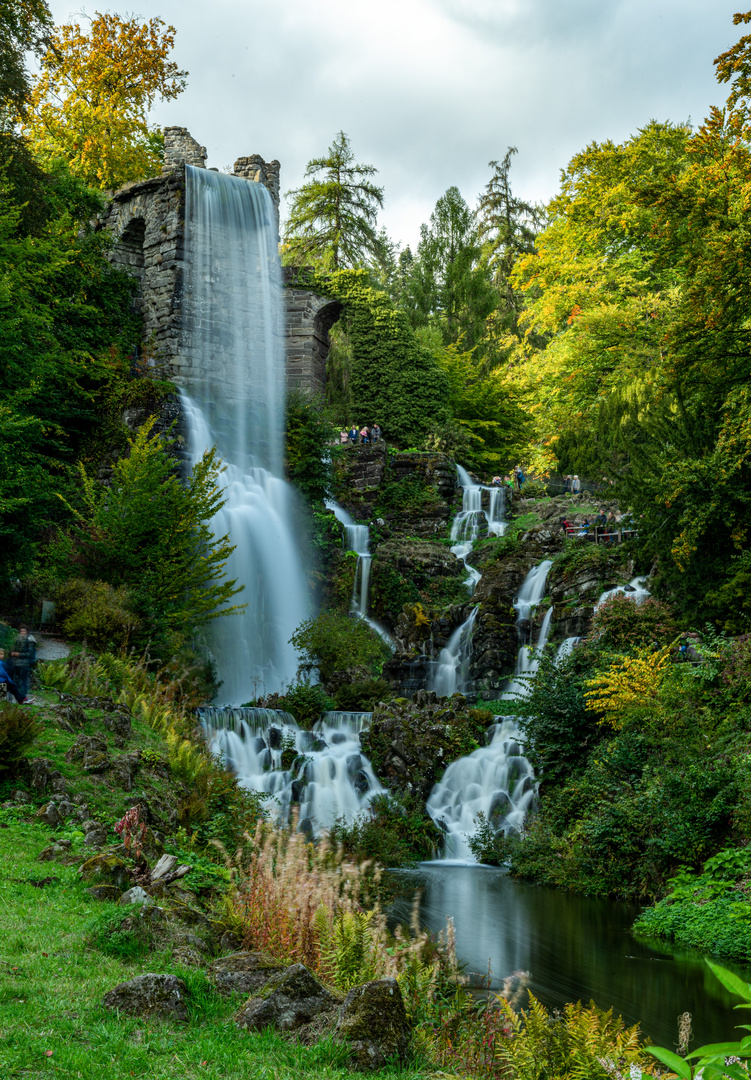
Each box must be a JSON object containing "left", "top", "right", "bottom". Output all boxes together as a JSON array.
[
  {"left": 519, "top": 478, "right": 547, "bottom": 498},
  {"left": 589, "top": 594, "right": 678, "bottom": 650},
  {"left": 334, "top": 678, "right": 390, "bottom": 711},
  {"left": 289, "top": 612, "right": 391, "bottom": 683},
  {"left": 330, "top": 793, "right": 442, "bottom": 866},
  {"left": 0, "top": 702, "right": 40, "bottom": 769},
  {"left": 55, "top": 577, "right": 140, "bottom": 649}
]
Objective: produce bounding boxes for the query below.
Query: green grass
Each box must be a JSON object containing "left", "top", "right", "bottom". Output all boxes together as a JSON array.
[{"left": 0, "top": 815, "right": 439, "bottom": 1080}]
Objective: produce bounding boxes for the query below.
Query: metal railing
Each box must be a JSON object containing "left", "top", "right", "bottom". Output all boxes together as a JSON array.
[{"left": 563, "top": 525, "right": 638, "bottom": 545}]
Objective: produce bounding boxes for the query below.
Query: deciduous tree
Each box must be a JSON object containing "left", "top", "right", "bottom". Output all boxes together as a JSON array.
[{"left": 22, "top": 12, "right": 187, "bottom": 190}]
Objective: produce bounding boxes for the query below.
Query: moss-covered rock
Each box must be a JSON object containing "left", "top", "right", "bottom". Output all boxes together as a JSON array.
[
  {"left": 102, "top": 972, "right": 189, "bottom": 1021},
  {"left": 360, "top": 694, "right": 494, "bottom": 802},
  {"left": 335, "top": 977, "right": 411, "bottom": 1070},
  {"left": 371, "top": 539, "right": 466, "bottom": 629},
  {"left": 208, "top": 951, "right": 287, "bottom": 996},
  {"left": 78, "top": 852, "right": 130, "bottom": 889},
  {"left": 234, "top": 963, "right": 341, "bottom": 1032}
]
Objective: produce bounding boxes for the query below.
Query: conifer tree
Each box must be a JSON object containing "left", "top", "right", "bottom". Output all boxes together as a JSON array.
[{"left": 283, "top": 131, "right": 384, "bottom": 269}]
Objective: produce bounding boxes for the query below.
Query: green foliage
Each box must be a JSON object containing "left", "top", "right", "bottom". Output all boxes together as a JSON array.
[
  {"left": 49, "top": 419, "right": 243, "bottom": 659},
  {"left": 86, "top": 904, "right": 152, "bottom": 961},
  {"left": 634, "top": 845, "right": 751, "bottom": 962},
  {"left": 289, "top": 268, "right": 450, "bottom": 446},
  {"left": 0, "top": 0, "right": 51, "bottom": 116},
  {"left": 330, "top": 793, "right": 442, "bottom": 866},
  {"left": 333, "top": 678, "right": 390, "bottom": 711},
  {"left": 518, "top": 649, "right": 601, "bottom": 790},
  {"left": 467, "top": 810, "right": 513, "bottom": 866},
  {"left": 55, "top": 578, "right": 140, "bottom": 650},
  {"left": 250, "top": 682, "right": 337, "bottom": 728},
  {"left": 589, "top": 594, "right": 679, "bottom": 650},
  {"left": 284, "top": 389, "right": 337, "bottom": 505},
  {"left": 282, "top": 131, "right": 384, "bottom": 270},
  {"left": 0, "top": 702, "right": 40, "bottom": 769},
  {"left": 646, "top": 961, "right": 751, "bottom": 1080},
  {"left": 289, "top": 612, "right": 391, "bottom": 683}
]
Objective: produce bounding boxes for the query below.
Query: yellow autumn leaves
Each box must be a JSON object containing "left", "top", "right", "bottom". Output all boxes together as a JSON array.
[
  {"left": 584, "top": 644, "right": 674, "bottom": 728},
  {"left": 19, "top": 13, "right": 187, "bottom": 191}
]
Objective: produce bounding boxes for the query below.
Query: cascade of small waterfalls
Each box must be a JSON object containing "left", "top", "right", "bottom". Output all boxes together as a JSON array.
[
  {"left": 427, "top": 467, "right": 507, "bottom": 695},
  {"left": 325, "top": 499, "right": 393, "bottom": 646},
  {"left": 595, "top": 576, "right": 650, "bottom": 610},
  {"left": 181, "top": 167, "right": 309, "bottom": 702},
  {"left": 201, "top": 707, "right": 384, "bottom": 834},
  {"left": 426, "top": 559, "right": 553, "bottom": 859}
]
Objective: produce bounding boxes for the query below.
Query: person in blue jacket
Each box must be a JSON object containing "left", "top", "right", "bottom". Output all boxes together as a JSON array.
[{"left": 0, "top": 654, "right": 33, "bottom": 704}]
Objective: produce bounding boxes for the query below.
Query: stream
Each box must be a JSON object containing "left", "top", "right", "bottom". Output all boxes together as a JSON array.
[{"left": 390, "top": 863, "right": 751, "bottom": 1048}]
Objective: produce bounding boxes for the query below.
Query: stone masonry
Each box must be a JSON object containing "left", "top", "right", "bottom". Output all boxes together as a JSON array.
[{"left": 100, "top": 127, "right": 334, "bottom": 394}]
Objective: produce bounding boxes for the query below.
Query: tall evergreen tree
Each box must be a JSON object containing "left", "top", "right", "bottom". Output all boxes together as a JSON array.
[
  {"left": 283, "top": 131, "right": 384, "bottom": 269},
  {"left": 477, "top": 147, "right": 542, "bottom": 344}
]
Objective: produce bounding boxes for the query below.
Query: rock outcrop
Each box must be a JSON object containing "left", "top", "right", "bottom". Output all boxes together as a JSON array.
[
  {"left": 234, "top": 964, "right": 341, "bottom": 1032},
  {"left": 335, "top": 978, "right": 412, "bottom": 1070},
  {"left": 208, "top": 951, "right": 287, "bottom": 996},
  {"left": 103, "top": 973, "right": 189, "bottom": 1021}
]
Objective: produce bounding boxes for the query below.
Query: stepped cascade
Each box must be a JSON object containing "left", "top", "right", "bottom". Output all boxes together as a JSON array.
[
  {"left": 181, "top": 167, "right": 309, "bottom": 702},
  {"left": 427, "top": 560, "right": 553, "bottom": 859},
  {"left": 201, "top": 707, "right": 383, "bottom": 833},
  {"left": 428, "top": 468, "right": 507, "bottom": 695}
]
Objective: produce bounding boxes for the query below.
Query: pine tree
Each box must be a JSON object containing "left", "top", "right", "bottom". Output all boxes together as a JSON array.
[{"left": 283, "top": 131, "right": 384, "bottom": 269}]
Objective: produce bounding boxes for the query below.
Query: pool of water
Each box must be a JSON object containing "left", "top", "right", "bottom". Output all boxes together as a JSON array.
[{"left": 389, "top": 863, "right": 751, "bottom": 1048}]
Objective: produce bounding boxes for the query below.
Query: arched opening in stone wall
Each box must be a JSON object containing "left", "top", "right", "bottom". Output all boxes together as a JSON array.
[{"left": 114, "top": 217, "right": 146, "bottom": 313}]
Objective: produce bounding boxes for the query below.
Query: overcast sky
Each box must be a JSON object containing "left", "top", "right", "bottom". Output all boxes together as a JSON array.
[{"left": 46, "top": 0, "right": 741, "bottom": 250}]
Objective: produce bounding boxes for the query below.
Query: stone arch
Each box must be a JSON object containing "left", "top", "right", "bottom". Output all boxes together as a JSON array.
[
  {"left": 113, "top": 217, "right": 146, "bottom": 313},
  {"left": 283, "top": 274, "right": 343, "bottom": 394}
]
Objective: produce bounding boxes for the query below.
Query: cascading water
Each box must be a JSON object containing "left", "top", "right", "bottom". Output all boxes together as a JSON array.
[
  {"left": 325, "top": 499, "right": 393, "bottom": 646},
  {"left": 427, "top": 559, "right": 553, "bottom": 860},
  {"left": 595, "top": 576, "right": 650, "bottom": 610},
  {"left": 181, "top": 167, "right": 309, "bottom": 702},
  {"left": 426, "top": 719, "right": 537, "bottom": 860},
  {"left": 427, "top": 467, "right": 507, "bottom": 695},
  {"left": 201, "top": 707, "right": 384, "bottom": 833},
  {"left": 505, "top": 560, "right": 554, "bottom": 698}
]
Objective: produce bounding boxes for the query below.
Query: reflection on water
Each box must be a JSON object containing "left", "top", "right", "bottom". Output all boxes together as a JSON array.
[{"left": 389, "top": 864, "right": 751, "bottom": 1047}]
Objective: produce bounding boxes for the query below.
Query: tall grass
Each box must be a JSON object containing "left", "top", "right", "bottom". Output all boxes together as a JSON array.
[{"left": 219, "top": 818, "right": 454, "bottom": 1000}]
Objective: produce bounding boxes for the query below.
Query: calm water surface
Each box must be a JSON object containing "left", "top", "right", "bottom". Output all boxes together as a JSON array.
[{"left": 390, "top": 863, "right": 751, "bottom": 1048}]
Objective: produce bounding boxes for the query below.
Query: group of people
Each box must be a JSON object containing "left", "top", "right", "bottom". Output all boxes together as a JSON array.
[
  {"left": 491, "top": 468, "right": 525, "bottom": 491},
  {"left": 563, "top": 475, "right": 582, "bottom": 494},
  {"left": 340, "top": 424, "right": 382, "bottom": 446},
  {"left": 0, "top": 624, "right": 37, "bottom": 704},
  {"left": 560, "top": 511, "right": 624, "bottom": 541}
]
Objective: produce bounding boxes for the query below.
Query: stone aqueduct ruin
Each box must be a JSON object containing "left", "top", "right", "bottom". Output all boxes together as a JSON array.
[{"left": 101, "top": 126, "right": 340, "bottom": 395}]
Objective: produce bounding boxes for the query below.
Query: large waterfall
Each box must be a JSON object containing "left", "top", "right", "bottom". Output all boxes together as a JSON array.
[{"left": 181, "top": 167, "right": 309, "bottom": 702}]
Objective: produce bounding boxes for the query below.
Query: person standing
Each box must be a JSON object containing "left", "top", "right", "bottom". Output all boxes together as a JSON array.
[
  {"left": 339, "top": 428, "right": 348, "bottom": 445},
  {"left": 572, "top": 475, "right": 581, "bottom": 495},
  {"left": 11, "top": 624, "right": 36, "bottom": 700},
  {"left": 348, "top": 424, "right": 358, "bottom": 445},
  {"left": 371, "top": 423, "right": 382, "bottom": 442},
  {"left": 0, "top": 652, "right": 33, "bottom": 704},
  {"left": 360, "top": 425, "right": 370, "bottom": 445}
]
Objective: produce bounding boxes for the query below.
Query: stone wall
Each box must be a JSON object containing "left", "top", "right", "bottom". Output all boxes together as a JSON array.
[
  {"left": 284, "top": 270, "right": 341, "bottom": 395},
  {"left": 100, "top": 128, "right": 332, "bottom": 394}
]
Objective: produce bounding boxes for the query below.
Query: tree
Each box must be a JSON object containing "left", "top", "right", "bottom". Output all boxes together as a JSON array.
[
  {"left": 21, "top": 12, "right": 187, "bottom": 190},
  {"left": 0, "top": 0, "right": 51, "bottom": 116},
  {"left": 53, "top": 420, "right": 243, "bottom": 657},
  {"left": 283, "top": 131, "right": 384, "bottom": 269},
  {"left": 407, "top": 186, "right": 495, "bottom": 347},
  {"left": 477, "top": 148, "right": 543, "bottom": 348}
]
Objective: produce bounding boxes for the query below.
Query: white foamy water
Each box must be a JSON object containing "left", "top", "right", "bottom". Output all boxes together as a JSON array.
[
  {"left": 201, "top": 707, "right": 384, "bottom": 833},
  {"left": 181, "top": 168, "right": 310, "bottom": 701}
]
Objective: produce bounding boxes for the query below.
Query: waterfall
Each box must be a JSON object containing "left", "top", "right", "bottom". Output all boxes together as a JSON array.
[
  {"left": 555, "top": 636, "right": 581, "bottom": 663},
  {"left": 325, "top": 499, "right": 393, "bottom": 646},
  {"left": 504, "top": 560, "right": 554, "bottom": 698},
  {"left": 181, "top": 167, "right": 309, "bottom": 702},
  {"left": 595, "top": 576, "right": 650, "bottom": 610},
  {"left": 427, "top": 466, "right": 507, "bottom": 695},
  {"left": 426, "top": 559, "right": 554, "bottom": 861},
  {"left": 201, "top": 707, "right": 384, "bottom": 834},
  {"left": 426, "top": 719, "right": 537, "bottom": 861}
]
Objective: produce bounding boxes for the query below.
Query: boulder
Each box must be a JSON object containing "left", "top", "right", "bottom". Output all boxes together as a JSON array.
[
  {"left": 111, "top": 754, "right": 139, "bottom": 791},
  {"left": 234, "top": 963, "right": 340, "bottom": 1032},
  {"left": 102, "top": 709, "right": 132, "bottom": 742},
  {"left": 86, "top": 884, "right": 122, "bottom": 901},
  {"left": 29, "top": 758, "right": 53, "bottom": 795},
  {"left": 208, "top": 951, "right": 287, "bottom": 996},
  {"left": 103, "top": 973, "right": 189, "bottom": 1021},
  {"left": 118, "top": 886, "right": 151, "bottom": 906},
  {"left": 79, "top": 852, "right": 130, "bottom": 889},
  {"left": 83, "top": 825, "right": 109, "bottom": 848},
  {"left": 35, "top": 801, "right": 59, "bottom": 827},
  {"left": 335, "top": 978, "right": 412, "bottom": 1070}
]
